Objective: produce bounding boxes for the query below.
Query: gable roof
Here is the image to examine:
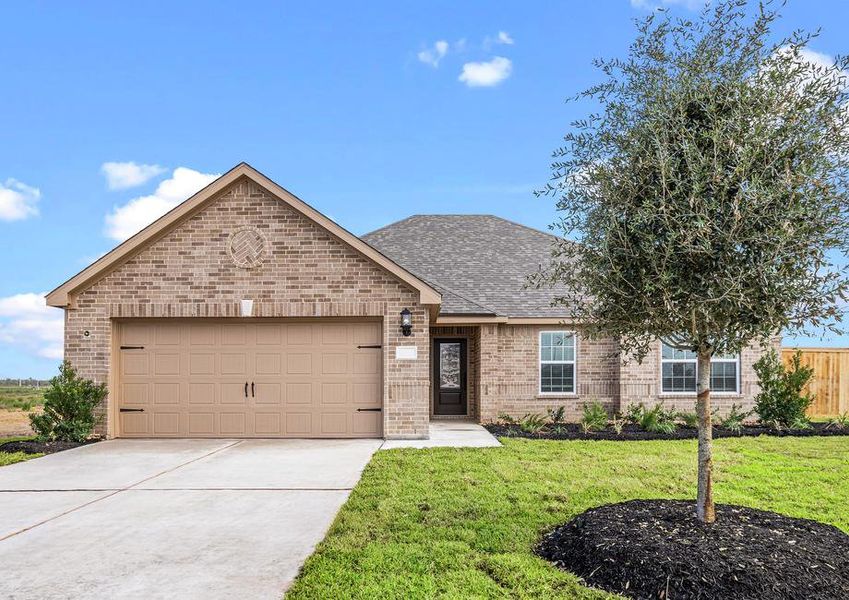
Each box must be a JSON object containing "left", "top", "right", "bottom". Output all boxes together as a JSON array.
[
  {"left": 362, "top": 215, "right": 570, "bottom": 318},
  {"left": 46, "top": 163, "right": 442, "bottom": 308}
]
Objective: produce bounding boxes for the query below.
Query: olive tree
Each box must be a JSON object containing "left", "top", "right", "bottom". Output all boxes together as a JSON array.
[{"left": 535, "top": 0, "right": 849, "bottom": 523}]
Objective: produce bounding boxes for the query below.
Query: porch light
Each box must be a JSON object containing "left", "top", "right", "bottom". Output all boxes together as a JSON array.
[
  {"left": 400, "top": 308, "right": 412, "bottom": 337},
  {"left": 240, "top": 299, "right": 254, "bottom": 317}
]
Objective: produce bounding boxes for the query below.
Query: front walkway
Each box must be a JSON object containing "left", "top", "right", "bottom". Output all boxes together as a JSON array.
[
  {"left": 381, "top": 421, "right": 501, "bottom": 449},
  {"left": 0, "top": 438, "right": 381, "bottom": 599}
]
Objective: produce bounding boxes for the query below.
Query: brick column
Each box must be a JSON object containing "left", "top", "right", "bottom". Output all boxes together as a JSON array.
[{"left": 477, "top": 324, "right": 500, "bottom": 422}]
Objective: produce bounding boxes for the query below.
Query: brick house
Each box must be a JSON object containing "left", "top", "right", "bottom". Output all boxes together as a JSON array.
[{"left": 47, "top": 163, "right": 774, "bottom": 439}]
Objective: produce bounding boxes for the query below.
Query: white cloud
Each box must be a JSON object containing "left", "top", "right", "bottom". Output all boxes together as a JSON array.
[
  {"left": 418, "top": 40, "right": 449, "bottom": 67},
  {"left": 497, "top": 31, "right": 514, "bottom": 45},
  {"left": 630, "top": 0, "right": 706, "bottom": 9},
  {"left": 101, "top": 161, "right": 167, "bottom": 190},
  {"left": 798, "top": 48, "right": 835, "bottom": 72},
  {"left": 458, "top": 56, "right": 512, "bottom": 87},
  {"left": 0, "top": 293, "right": 64, "bottom": 360},
  {"left": 104, "top": 167, "right": 219, "bottom": 241},
  {"left": 0, "top": 179, "right": 40, "bottom": 221}
]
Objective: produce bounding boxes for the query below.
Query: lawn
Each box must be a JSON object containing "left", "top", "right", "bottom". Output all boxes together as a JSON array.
[
  {"left": 0, "top": 386, "right": 45, "bottom": 411},
  {"left": 286, "top": 436, "right": 849, "bottom": 599},
  {"left": 0, "top": 436, "right": 41, "bottom": 467}
]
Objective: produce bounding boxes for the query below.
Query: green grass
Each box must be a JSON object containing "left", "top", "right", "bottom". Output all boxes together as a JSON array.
[
  {"left": 287, "top": 436, "right": 849, "bottom": 599},
  {"left": 0, "top": 386, "right": 45, "bottom": 411},
  {"left": 0, "top": 435, "right": 41, "bottom": 467}
]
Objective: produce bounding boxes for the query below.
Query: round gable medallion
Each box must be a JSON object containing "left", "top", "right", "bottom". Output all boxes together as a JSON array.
[{"left": 227, "top": 226, "right": 267, "bottom": 269}]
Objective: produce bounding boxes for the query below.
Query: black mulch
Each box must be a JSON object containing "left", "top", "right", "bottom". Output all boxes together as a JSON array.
[
  {"left": 0, "top": 438, "right": 100, "bottom": 455},
  {"left": 485, "top": 422, "right": 849, "bottom": 441},
  {"left": 537, "top": 500, "right": 849, "bottom": 600}
]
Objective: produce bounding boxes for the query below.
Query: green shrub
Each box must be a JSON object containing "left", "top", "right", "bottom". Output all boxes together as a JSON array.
[
  {"left": 29, "top": 362, "right": 105, "bottom": 442},
  {"left": 546, "top": 405, "right": 566, "bottom": 425},
  {"left": 719, "top": 403, "right": 751, "bottom": 433},
  {"left": 826, "top": 413, "right": 849, "bottom": 430},
  {"left": 580, "top": 401, "right": 608, "bottom": 433},
  {"left": 753, "top": 349, "right": 815, "bottom": 428},
  {"left": 626, "top": 402, "right": 677, "bottom": 434},
  {"left": 519, "top": 413, "right": 547, "bottom": 434},
  {"left": 496, "top": 412, "right": 517, "bottom": 425},
  {"left": 677, "top": 411, "right": 698, "bottom": 428},
  {"left": 611, "top": 415, "right": 624, "bottom": 435}
]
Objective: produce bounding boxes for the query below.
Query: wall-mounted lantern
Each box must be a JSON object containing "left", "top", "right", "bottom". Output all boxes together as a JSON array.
[{"left": 400, "top": 308, "right": 412, "bottom": 337}]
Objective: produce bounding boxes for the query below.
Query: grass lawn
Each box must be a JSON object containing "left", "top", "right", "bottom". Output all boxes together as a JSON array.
[
  {"left": 287, "top": 436, "right": 849, "bottom": 599},
  {"left": 0, "top": 436, "right": 41, "bottom": 467},
  {"left": 0, "top": 386, "right": 45, "bottom": 411}
]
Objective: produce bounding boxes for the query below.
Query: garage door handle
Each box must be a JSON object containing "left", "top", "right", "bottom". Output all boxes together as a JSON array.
[
  {"left": 357, "top": 345, "right": 382, "bottom": 349},
  {"left": 120, "top": 346, "right": 145, "bottom": 350},
  {"left": 120, "top": 408, "right": 145, "bottom": 413},
  {"left": 356, "top": 408, "right": 382, "bottom": 412},
  {"left": 244, "top": 382, "right": 249, "bottom": 398},
  {"left": 251, "top": 382, "right": 255, "bottom": 397}
]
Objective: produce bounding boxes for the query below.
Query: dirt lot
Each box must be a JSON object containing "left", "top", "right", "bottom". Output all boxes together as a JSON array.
[{"left": 0, "top": 409, "right": 35, "bottom": 437}]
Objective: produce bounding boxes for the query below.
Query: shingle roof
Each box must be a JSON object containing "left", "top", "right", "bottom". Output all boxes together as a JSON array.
[{"left": 362, "top": 215, "right": 570, "bottom": 317}]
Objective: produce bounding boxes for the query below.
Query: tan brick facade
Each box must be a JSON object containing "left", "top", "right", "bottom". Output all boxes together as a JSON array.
[{"left": 63, "top": 177, "right": 431, "bottom": 439}]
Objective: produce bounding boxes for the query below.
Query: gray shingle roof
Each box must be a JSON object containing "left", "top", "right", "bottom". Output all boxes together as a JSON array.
[{"left": 362, "top": 215, "right": 569, "bottom": 317}]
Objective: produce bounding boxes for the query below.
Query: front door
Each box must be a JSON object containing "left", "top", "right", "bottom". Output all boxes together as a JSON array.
[{"left": 433, "top": 338, "right": 467, "bottom": 415}]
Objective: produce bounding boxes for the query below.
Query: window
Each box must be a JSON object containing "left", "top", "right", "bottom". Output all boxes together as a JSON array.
[
  {"left": 660, "top": 343, "right": 739, "bottom": 394},
  {"left": 539, "top": 331, "right": 575, "bottom": 394}
]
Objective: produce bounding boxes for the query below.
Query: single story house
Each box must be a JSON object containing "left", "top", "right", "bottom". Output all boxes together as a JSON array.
[{"left": 47, "top": 163, "right": 774, "bottom": 439}]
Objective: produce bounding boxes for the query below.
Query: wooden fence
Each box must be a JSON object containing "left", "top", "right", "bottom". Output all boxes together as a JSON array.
[{"left": 782, "top": 348, "right": 849, "bottom": 417}]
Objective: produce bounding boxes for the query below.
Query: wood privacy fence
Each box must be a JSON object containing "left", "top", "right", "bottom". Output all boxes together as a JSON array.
[{"left": 782, "top": 348, "right": 849, "bottom": 417}]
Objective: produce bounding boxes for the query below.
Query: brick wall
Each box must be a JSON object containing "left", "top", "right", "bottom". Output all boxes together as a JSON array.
[
  {"left": 477, "top": 325, "right": 620, "bottom": 422},
  {"left": 63, "top": 176, "right": 430, "bottom": 438}
]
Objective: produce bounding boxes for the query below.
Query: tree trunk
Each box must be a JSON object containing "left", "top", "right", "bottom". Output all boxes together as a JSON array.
[{"left": 696, "top": 349, "right": 715, "bottom": 523}]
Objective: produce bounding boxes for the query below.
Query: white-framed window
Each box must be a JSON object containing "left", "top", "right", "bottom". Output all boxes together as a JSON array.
[
  {"left": 539, "top": 331, "right": 576, "bottom": 394},
  {"left": 660, "top": 343, "right": 739, "bottom": 394}
]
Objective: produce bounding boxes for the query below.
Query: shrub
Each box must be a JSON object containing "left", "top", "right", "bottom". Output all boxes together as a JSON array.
[
  {"left": 547, "top": 406, "right": 566, "bottom": 425},
  {"left": 497, "top": 412, "right": 517, "bottom": 425},
  {"left": 519, "top": 413, "right": 546, "bottom": 434},
  {"left": 677, "top": 411, "right": 698, "bottom": 428},
  {"left": 611, "top": 415, "right": 625, "bottom": 435},
  {"left": 789, "top": 416, "right": 813, "bottom": 430},
  {"left": 753, "top": 349, "right": 815, "bottom": 428},
  {"left": 826, "top": 413, "right": 849, "bottom": 431},
  {"left": 580, "top": 401, "right": 608, "bottom": 433},
  {"left": 719, "top": 403, "right": 751, "bottom": 433},
  {"left": 29, "top": 362, "right": 105, "bottom": 442},
  {"left": 625, "top": 402, "right": 677, "bottom": 434}
]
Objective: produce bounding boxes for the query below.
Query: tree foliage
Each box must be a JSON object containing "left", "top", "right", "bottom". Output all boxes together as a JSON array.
[{"left": 535, "top": 0, "right": 849, "bottom": 360}]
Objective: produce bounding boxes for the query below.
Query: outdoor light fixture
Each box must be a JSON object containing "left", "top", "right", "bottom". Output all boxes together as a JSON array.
[{"left": 400, "top": 308, "right": 412, "bottom": 337}]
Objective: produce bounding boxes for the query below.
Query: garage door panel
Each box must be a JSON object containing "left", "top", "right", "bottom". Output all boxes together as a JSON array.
[
  {"left": 118, "top": 320, "right": 382, "bottom": 438},
  {"left": 189, "top": 353, "right": 215, "bottom": 375},
  {"left": 153, "top": 412, "right": 180, "bottom": 435},
  {"left": 254, "top": 382, "right": 282, "bottom": 404},
  {"left": 285, "top": 382, "right": 312, "bottom": 405},
  {"left": 152, "top": 382, "right": 180, "bottom": 405},
  {"left": 188, "top": 383, "right": 215, "bottom": 405},
  {"left": 220, "top": 413, "right": 247, "bottom": 435},
  {"left": 255, "top": 412, "right": 282, "bottom": 435},
  {"left": 188, "top": 412, "right": 215, "bottom": 435},
  {"left": 153, "top": 353, "right": 181, "bottom": 376}
]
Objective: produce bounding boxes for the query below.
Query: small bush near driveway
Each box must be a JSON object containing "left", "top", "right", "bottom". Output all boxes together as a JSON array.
[
  {"left": 30, "top": 361, "right": 105, "bottom": 443},
  {"left": 286, "top": 437, "right": 849, "bottom": 599}
]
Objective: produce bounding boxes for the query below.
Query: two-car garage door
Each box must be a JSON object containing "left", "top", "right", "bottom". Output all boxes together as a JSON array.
[{"left": 115, "top": 320, "right": 383, "bottom": 438}]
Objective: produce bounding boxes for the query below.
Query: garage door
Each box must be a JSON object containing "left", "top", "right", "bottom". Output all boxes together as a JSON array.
[{"left": 115, "top": 320, "right": 383, "bottom": 438}]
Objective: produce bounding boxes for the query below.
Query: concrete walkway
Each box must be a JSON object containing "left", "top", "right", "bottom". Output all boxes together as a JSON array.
[
  {"left": 381, "top": 421, "right": 501, "bottom": 449},
  {"left": 0, "top": 439, "right": 381, "bottom": 600}
]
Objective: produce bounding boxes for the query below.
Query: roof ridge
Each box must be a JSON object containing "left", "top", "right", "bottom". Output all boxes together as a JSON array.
[{"left": 429, "top": 280, "right": 500, "bottom": 315}]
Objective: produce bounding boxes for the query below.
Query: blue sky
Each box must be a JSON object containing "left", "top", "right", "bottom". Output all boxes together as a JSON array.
[{"left": 1, "top": 0, "right": 848, "bottom": 378}]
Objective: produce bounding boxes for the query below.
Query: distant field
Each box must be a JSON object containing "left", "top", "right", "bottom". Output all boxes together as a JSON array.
[{"left": 0, "top": 386, "right": 45, "bottom": 412}]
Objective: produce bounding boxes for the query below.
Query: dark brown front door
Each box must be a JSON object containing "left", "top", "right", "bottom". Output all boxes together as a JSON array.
[{"left": 433, "top": 338, "right": 467, "bottom": 415}]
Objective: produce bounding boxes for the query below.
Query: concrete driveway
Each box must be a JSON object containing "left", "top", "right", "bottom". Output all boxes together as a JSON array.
[{"left": 0, "top": 438, "right": 381, "bottom": 599}]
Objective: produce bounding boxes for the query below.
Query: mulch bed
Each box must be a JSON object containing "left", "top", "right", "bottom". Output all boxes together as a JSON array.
[
  {"left": 0, "top": 438, "right": 100, "bottom": 455},
  {"left": 537, "top": 500, "right": 849, "bottom": 600},
  {"left": 485, "top": 422, "right": 849, "bottom": 441}
]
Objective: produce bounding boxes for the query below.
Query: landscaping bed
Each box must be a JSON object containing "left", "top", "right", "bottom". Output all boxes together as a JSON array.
[
  {"left": 0, "top": 438, "right": 99, "bottom": 455},
  {"left": 485, "top": 421, "right": 849, "bottom": 441},
  {"left": 537, "top": 499, "right": 849, "bottom": 600}
]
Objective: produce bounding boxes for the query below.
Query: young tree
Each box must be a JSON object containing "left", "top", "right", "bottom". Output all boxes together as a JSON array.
[{"left": 535, "top": 0, "right": 849, "bottom": 522}]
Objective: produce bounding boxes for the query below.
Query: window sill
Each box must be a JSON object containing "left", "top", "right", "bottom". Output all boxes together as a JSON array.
[{"left": 658, "top": 392, "right": 742, "bottom": 398}]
